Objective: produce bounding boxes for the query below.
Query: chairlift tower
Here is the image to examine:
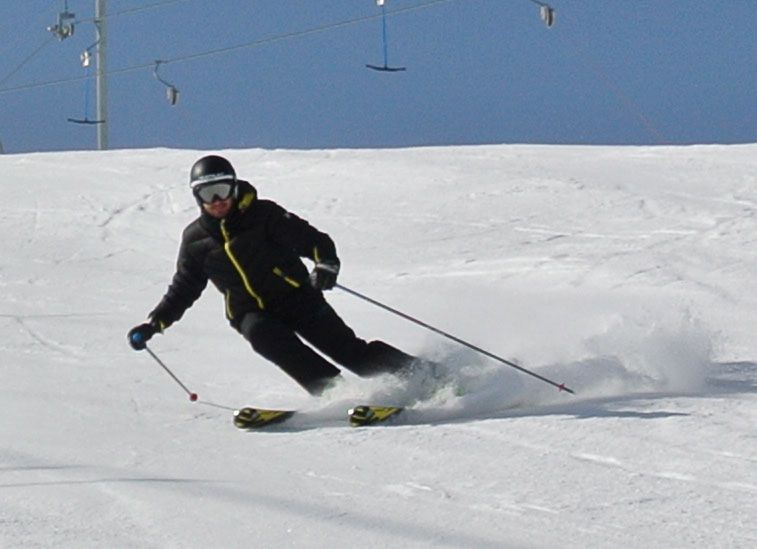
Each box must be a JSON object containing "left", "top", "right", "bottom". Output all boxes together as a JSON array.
[{"left": 94, "top": 0, "right": 107, "bottom": 150}]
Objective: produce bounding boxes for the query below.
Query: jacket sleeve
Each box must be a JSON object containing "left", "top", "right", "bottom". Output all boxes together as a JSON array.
[
  {"left": 264, "top": 201, "right": 339, "bottom": 264},
  {"left": 148, "top": 237, "right": 208, "bottom": 330}
]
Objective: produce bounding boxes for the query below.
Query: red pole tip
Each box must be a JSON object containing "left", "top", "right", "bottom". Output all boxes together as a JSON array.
[{"left": 189, "top": 393, "right": 198, "bottom": 401}]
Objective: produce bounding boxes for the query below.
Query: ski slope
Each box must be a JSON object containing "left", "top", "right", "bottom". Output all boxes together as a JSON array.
[{"left": 1, "top": 144, "right": 755, "bottom": 548}]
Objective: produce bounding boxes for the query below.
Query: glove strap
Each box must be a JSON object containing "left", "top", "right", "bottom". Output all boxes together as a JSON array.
[
  {"left": 149, "top": 318, "right": 167, "bottom": 333},
  {"left": 316, "top": 262, "right": 340, "bottom": 275}
]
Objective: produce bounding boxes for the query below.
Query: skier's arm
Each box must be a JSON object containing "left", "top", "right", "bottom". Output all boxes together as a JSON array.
[
  {"left": 148, "top": 239, "right": 208, "bottom": 330},
  {"left": 265, "top": 201, "right": 340, "bottom": 290},
  {"left": 265, "top": 202, "right": 339, "bottom": 264}
]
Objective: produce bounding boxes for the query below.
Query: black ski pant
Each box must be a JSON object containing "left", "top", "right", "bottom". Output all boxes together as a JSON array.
[{"left": 236, "top": 290, "right": 415, "bottom": 395}]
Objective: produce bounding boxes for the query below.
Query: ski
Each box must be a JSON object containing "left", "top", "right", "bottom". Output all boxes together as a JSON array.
[
  {"left": 348, "top": 405, "right": 404, "bottom": 427},
  {"left": 233, "top": 404, "right": 404, "bottom": 429},
  {"left": 233, "top": 407, "right": 296, "bottom": 429}
]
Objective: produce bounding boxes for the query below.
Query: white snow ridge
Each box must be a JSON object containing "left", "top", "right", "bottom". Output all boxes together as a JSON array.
[{"left": 1, "top": 144, "right": 755, "bottom": 548}]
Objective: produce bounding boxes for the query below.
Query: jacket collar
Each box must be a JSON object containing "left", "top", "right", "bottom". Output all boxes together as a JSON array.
[{"left": 198, "top": 179, "right": 257, "bottom": 237}]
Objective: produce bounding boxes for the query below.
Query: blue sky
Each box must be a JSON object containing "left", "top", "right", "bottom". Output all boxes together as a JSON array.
[{"left": 0, "top": 0, "right": 754, "bottom": 153}]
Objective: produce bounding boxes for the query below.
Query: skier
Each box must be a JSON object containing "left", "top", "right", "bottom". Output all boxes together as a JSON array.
[{"left": 127, "top": 155, "right": 416, "bottom": 395}]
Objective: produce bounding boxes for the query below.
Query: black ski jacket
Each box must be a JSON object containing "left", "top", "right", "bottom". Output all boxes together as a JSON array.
[{"left": 149, "top": 180, "right": 338, "bottom": 329}]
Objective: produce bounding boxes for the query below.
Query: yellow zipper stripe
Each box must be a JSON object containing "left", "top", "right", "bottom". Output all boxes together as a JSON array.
[
  {"left": 221, "top": 220, "right": 265, "bottom": 310},
  {"left": 224, "top": 289, "right": 234, "bottom": 319},
  {"left": 273, "top": 267, "right": 301, "bottom": 288}
]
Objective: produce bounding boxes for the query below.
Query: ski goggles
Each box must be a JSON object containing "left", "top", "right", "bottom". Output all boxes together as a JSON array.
[{"left": 193, "top": 181, "right": 235, "bottom": 204}]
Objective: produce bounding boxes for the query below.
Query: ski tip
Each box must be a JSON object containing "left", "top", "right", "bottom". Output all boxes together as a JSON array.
[
  {"left": 348, "top": 405, "right": 403, "bottom": 427},
  {"left": 233, "top": 407, "right": 295, "bottom": 429}
]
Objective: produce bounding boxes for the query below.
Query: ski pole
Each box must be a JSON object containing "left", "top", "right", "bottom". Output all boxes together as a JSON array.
[
  {"left": 143, "top": 344, "right": 199, "bottom": 402},
  {"left": 335, "top": 283, "right": 575, "bottom": 394}
]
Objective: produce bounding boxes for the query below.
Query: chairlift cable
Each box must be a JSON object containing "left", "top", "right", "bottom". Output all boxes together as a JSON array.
[
  {"left": 3, "top": 0, "right": 561, "bottom": 96},
  {"left": 0, "top": 0, "right": 58, "bottom": 58},
  {"left": 0, "top": 36, "right": 56, "bottom": 88},
  {"left": 73, "top": 0, "right": 196, "bottom": 24},
  {"left": 553, "top": 31, "right": 669, "bottom": 144},
  {"left": 0, "top": 0, "right": 453, "bottom": 96},
  {"left": 149, "top": 0, "right": 454, "bottom": 68}
]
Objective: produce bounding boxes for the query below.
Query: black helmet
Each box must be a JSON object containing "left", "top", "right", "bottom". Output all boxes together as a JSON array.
[{"left": 189, "top": 155, "right": 236, "bottom": 189}]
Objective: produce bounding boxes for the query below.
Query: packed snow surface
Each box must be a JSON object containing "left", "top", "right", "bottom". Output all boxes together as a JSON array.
[{"left": 1, "top": 144, "right": 755, "bottom": 548}]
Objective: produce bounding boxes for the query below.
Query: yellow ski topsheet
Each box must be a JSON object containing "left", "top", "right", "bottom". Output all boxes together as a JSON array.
[
  {"left": 348, "top": 405, "right": 403, "bottom": 427},
  {"left": 233, "top": 407, "right": 295, "bottom": 429},
  {"left": 233, "top": 405, "right": 403, "bottom": 429}
]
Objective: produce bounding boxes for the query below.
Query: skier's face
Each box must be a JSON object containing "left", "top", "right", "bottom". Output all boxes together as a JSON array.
[{"left": 202, "top": 197, "right": 234, "bottom": 218}]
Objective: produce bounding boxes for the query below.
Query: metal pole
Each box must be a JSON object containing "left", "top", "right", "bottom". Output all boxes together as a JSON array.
[
  {"left": 336, "top": 283, "right": 575, "bottom": 394},
  {"left": 95, "top": 0, "right": 107, "bottom": 150},
  {"left": 144, "top": 345, "right": 198, "bottom": 401}
]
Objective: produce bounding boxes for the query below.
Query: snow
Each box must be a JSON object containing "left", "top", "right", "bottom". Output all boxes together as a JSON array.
[{"left": 1, "top": 144, "right": 755, "bottom": 548}]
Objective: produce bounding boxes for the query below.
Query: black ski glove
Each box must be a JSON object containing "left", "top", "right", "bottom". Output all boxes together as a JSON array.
[
  {"left": 127, "top": 322, "right": 159, "bottom": 350},
  {"left": 309, "top": 260, "right": 340, "bottom": 291}
]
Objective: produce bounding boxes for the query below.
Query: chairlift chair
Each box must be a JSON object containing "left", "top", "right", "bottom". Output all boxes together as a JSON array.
[
  {"left": 153, "top": 61, "right": 180, "bottom": 105},
  {"left": 68, "top": 41, "right": 104, "bottom": 125},
  {"left": 67, "top": 117, "right": 104, "bottom": 125},
  {"left": 80, "top": 41, "right": 98, "bottom": 68},
  {"left": 366, "top": 0, "right": 406, "bottom": 72},
  {"left": 67, "top": 80, "right": 104, "bottom": 124},
  {"left": 47, "top": 5, "right": 75, "bottom": 40},
  {"left": 540, "top": 5, "right": 555, "bottom": 28}
]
